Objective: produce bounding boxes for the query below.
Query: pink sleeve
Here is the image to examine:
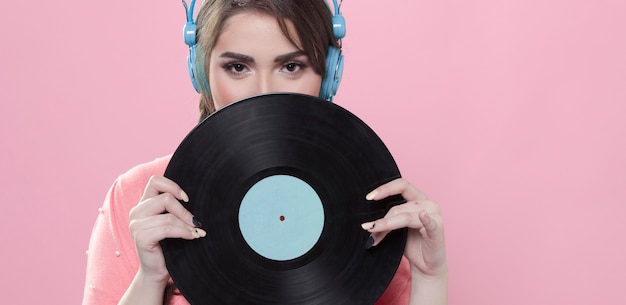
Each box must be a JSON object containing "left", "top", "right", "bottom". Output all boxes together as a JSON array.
[
  {"left": 374, "top": 256, "right": 411, "bottom": 305},
  {"left": 81, "top": 157, "right": 185, "bottom": 305},
  {"left": 81, "top": 174, "right": 142, "bottom": 305}
]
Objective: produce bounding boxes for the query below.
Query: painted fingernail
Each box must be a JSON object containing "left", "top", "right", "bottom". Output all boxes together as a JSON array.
[
  {"left": 361, "top": 222, "right": 375, "bottom": 230},
  {"left": 196, "top": 228, "right": 207, "bottom": 238},
  {"left": 192, "top": 216, "right": 203, "bottom": 228},
  {"left": 365, "top": 235, "right": 375, "bottom": 249},
  {"left": 366, "top": 190, "right": 378, "bottom": 201},
  {"left": 180, "top": 190, "right": 189, "bottom": 203}
]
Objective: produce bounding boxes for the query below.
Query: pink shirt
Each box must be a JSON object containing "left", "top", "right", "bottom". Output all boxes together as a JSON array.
[{"left": 82, "top": 155, "right": 410, "bottom": 305}]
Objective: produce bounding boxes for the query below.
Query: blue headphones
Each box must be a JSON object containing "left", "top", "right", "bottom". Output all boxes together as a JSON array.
[{"left": 182, "top": 0, "right": 346, "bottom": 101}]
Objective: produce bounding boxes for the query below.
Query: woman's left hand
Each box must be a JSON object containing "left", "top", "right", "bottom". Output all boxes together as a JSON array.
[{"left": 361, "top": 178, "right": 447, "bottom": 279}]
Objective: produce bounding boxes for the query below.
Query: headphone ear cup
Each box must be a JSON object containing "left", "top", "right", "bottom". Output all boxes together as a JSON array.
[
  {"left": 320, "top": 46, "right": 344, "bottom": 101},
  {"left": 188, "top": 45, "right": 211, "bottom": 94},
  {"left": 188, "top": 46, "right": 200, "bottom": 93}
]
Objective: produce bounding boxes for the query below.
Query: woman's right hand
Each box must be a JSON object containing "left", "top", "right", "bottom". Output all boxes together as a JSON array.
[{"left": 128, "top": 175, "right": 206, "bottom": 284}]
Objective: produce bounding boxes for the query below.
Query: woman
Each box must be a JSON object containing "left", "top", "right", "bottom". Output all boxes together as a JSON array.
[{"left": 82, "top": 1, "right": 447, "bottom": 304}]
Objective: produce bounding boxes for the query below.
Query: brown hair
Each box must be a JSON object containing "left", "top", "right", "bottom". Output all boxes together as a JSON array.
[{"left": 194, "top": 0, "right": 339, "bottom": 121}]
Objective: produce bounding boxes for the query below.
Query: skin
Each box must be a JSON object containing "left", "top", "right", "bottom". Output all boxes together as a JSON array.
[
  {"left": 363, "top": 179, "right": 448, "bottom": 305},
  {"left": 209, "top": 13, "right": 322, "bottom": 109},
  {"left": 119, "top": 11, "right": 447, "bottom": 305}
]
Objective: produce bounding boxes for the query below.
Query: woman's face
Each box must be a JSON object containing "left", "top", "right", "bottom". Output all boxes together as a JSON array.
[{"left": 208, "top": 12, "right": 323, "bottom": 110}]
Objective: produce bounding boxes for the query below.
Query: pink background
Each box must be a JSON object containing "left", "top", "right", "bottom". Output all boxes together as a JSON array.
[{"left": 1, "top": 0, "right": 625, "bottom": 304}]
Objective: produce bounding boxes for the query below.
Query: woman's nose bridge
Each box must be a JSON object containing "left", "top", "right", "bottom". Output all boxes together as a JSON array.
[{"left": 256, "top": 72, "right": 275, "bottom": 93}]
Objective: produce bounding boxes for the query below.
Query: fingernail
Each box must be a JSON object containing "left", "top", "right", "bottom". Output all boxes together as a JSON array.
[
  {"left": 366, "top": 190, "right": 378, "bottom": 201},
  {"left": 196, "top": 228, "right": 207, "bottom": 238},
  {"left": 191, "top": 228, "right": 200, "bottom": 238},
  {"left": 365, "top": 235, "right": 375, "bottom": 249},
  {"left": 361, "top": 222, "right": 375, "bottom": 230},
  {"left": 192, "top": 216, "right": 203, "bottom": 228},
  {"left": 180, "top": 190, "right": 189, "bottom": 203}
]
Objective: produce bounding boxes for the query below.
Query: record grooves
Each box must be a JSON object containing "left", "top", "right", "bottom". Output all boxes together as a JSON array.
[{"left": 161, "top": 93, "right": 407, "bottom": 305}]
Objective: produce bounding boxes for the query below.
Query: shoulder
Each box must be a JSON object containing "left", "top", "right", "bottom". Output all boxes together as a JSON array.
[
  {"left": 106, "top": 155, "right": 173, "bottom": 211},
  {"left": 117, "top": 155, "right": 172, "bottom": 187}
]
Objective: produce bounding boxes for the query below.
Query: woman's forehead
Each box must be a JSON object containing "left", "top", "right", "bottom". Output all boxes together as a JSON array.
[{"left": 216, "top": 12, "right": 302, "bottom": 52}]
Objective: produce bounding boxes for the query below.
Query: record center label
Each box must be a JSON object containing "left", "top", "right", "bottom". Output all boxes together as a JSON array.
[{"left": 239, "top": 175, "right": 325, "bottom": 261}]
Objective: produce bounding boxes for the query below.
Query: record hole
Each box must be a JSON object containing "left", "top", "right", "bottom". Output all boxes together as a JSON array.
[{"left": 279, "top": 215, "right": 285, "bottom": 221}]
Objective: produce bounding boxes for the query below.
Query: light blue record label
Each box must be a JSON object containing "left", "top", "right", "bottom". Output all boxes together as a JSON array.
[{"left": 238, "top": 175, "right": 325, "bottom": 261}]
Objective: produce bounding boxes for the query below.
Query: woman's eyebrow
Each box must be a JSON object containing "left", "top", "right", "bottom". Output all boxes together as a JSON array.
[
  {"left": 274, "top": 51, "right": 307, "bottom": 62},
  {"left": 219, "top": 52, "right": 254, "bottom": 62}
]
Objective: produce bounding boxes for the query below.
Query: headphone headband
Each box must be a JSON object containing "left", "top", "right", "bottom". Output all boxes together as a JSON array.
[
  {"left": 330, "top": 0, "right": 346, "bottom": 40},
  {"left": 183, "top": 0, "right": 198, "bottom": 46}
]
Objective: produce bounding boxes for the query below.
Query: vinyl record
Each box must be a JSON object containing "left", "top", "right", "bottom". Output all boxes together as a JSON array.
[{"left": 161, "top": 93, "right": 407, "bottom": 305}]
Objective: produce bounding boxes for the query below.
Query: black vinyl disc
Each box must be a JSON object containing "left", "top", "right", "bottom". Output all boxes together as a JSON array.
[{"left": 161, "top": 93, "right": 407, "bottom": 305}]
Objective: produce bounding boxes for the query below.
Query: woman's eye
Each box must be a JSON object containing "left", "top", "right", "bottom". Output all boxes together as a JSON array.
[
  {"left": 230, "top": 63, "right": 246, "bottom": 72},
  {"left": 282, "top": 62, "right": 306, "bottom": 73},
  {"left": 223, "top": 62, "right": 248, "bottom": 74},
  {"left": 285, "top": 63, "right": 299, "bottom": 72}
]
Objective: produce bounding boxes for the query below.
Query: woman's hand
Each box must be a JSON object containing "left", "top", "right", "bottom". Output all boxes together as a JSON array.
[
  {"left": 361, "top": 178, "right": 447, "bottom": 291},
  {"left": 119, "top": 176, "right": 205, "bottom": 305},
  {"left": 128, "top": 175, "right": 206, "bottom": 284}
]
